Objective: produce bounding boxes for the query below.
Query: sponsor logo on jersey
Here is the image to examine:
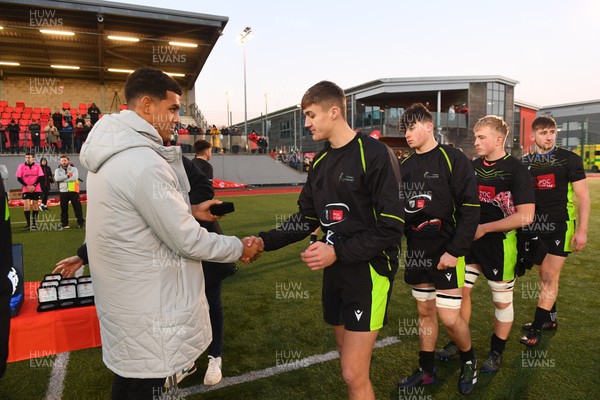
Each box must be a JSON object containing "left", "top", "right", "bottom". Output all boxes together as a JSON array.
[
  {"left": 424, "top": 171, "right": 439, "bottom": 179},
  {"left": 479, "top": 185, "right": 496, "bottom": 203},
  {"left": 535, "top": 174, "right": 556, "bottom": 190},
  {"left": 338, "top": 172, "right": 354, "bottom": 183},
  {"left": 320, "top": 203, "right": 349, "bottom": 227},
  {"left": 405, "top": 194, "right": 432, "bottom": 213}
]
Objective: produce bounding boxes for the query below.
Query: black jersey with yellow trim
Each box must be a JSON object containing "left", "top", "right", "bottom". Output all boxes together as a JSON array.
[
  {"left": 259, "top": 133, "right": 404, "bottom": 278},
  {"left": 401, "top": 144, "right": 480, "bottom": 258},
  {"left": 473, "top": 153, "right": 535, "bottom": 224},
  {"left": 522, "top": 147, "right": 586, "bottom": 223}
]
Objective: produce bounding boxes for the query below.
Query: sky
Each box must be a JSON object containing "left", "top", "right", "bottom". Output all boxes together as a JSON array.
[{"left": 112, "top": 0, "right": 600, "bottom": 127}]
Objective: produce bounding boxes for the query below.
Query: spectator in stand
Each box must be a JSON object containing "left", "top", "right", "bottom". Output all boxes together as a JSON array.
[
  {"left": 39, "top": 157, "right": 54, "bottom": 211},
  {"left": 29, "top": 119, "right": 42, "bottom": 153},
  {"left": 52, "top": 108, "right": 63, "bottom": 128},
  {"left": 7, "top": 120, "right": 21, "bottom": 154},
  {"left": 209, "top": 124, "right": 221, "bottom": 154},
  {"left": 87, "top": 102, "right": 101, "bottom": 125},
  {"left": 64, "top": 110, "right": 73, "bottom": 128},
  {"left": 248, "top": 130, "right": 259, "bottom": 154},
  {"left": 54, "top": 155, "right": 84, "bottom": 229},
  {"left": 16, "top": 152, "right": 44, "bottom": 230},
  {"left": 257, "top": 135, "right": 268, "bottom": 154},
  {"left": 45, "top": 120, "right": 60, "bottom": 153},
  {"left": 74, "top": 122, "right": 85, "bottom": 153},
  {"left": 75, "top": 112, "right": 85, "bottom": 127},
  {"left": 82, "top": 119, "right": 93, "bottom": 144},
  {"left": 60, "top": 121, "right": 74, "bottom": 153},
  {"left": 230, "top": 127, "right": 242, "bottom": 154},
  {"left": 221, "top": 126, "right": 230, "bottom": 153}
]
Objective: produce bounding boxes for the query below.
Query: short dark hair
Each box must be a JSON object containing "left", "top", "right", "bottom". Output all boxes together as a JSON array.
[
  {"left": 124, "top": 67, "right": 182, "bottom": 104},
  {"left": 301, "top": 81, "right": 346, "bottom": 118},
  {"left": 25, "top": 152, "right": 33, "bottom": 156},
  {"left": 60, "top": 155, "right": 69, "bottom": 160},
  {"left": 400, "top": 103, "right": 433, "bottom": 131},
  {"left": 193, "top": 139, "right": 212, "bottom": 155},
  {"left": 532, "top": 115, "right": 557, "bottom": 131}
]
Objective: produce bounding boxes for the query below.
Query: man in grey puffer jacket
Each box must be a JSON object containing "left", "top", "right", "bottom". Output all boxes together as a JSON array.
[{"left": 80, "top": 67, "right": 261, "bottom": 399}]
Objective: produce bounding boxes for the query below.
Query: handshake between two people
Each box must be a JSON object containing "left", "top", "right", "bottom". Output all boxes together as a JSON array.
[
  {"left": 191, "top": 199, "right": 264, "bottom": 264},
  {"left": 238, "top": 231, "right": 338, "bottom": 270}
]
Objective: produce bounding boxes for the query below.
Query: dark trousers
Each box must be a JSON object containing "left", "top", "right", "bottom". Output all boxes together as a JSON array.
[
  {"left": 60, "top": 192, "right": 84, "bottom": 226},
  {"left": 205, "top": 278, "right": 223, "bottom": 357},
  {"left": 9, "top": 136, "right": 19, "bottom": 154},
  {"left": 41, "top": 186, "right": 50, "bottom": 205},
  {"left": 111, "top": 374, "right": 165, "bottom": 400},
  {"left": 0, "top": 277, "right": 11, "bottom": 380}
]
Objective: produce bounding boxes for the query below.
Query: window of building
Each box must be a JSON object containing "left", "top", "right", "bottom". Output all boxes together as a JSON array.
[
  {"left": 280, "top": 120, "right": 291, "bottom": 139},
  {"left": 513, "top": 106, "right": 521, "bottom": 147},
  {"left": 486, "top": 82, "right": 505, "bottom": 118}
]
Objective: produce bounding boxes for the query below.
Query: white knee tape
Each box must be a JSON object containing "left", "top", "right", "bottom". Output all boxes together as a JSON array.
[
  {"left": 412, "top": 287, "right": 436, "bottom": 302},
  {"left": 488, "top": 280, "right": 514, "bottom": 303},
  {"left": 464, "top": 265, "right": 481, "bottom": 288},
  {"left": 495, "top": 303, "right": 514, "bottom": 322},
  {"left": 435, "top": 293, "right": 462, "bottom": 309}
]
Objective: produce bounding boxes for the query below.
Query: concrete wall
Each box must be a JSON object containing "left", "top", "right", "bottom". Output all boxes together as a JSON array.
[{"left": 0, "top": 153, "right": 306, "bottom": 193}]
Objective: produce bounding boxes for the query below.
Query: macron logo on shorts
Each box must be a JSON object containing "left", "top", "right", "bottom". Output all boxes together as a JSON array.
[
  {"left": 354, "top": 310, "right": 363, "bottom": 321},
  {"left": 445, "top": 273, "right": 452, "bottom": 281}
]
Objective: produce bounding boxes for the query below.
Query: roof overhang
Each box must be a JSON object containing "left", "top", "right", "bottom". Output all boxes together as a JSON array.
[
  {"left": 346, "top": 75, "right": 519, "bottom": 104},
  {"left": 0, "top": 0, "right": 228, "bottom": 89}
]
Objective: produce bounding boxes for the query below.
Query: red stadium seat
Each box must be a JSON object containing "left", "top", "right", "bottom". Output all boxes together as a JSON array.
[
  {"left": 5, "top": 106, "right": 14, "bottom": 113},
  {"left": 0, "top": 107, "right": 4, "bottom": 113},
  {"left": 1, "top": 119, "right": 9, "bottom": 126},
  {"left": 42, "top": 107, "right": 51, "bottom": 114},
  {"left": 0, "top": 100, "right": 8, "bottom": 107},
  {"left": 33, "top": 107, "right": 42, "bottom": 114},
  {"left": 19, "top": 119, "right": 29, "bottom": 126},
  {"left": 78, "top": 103, "right": 87, "bottom": 110},
  {"left": 120, "top": 105, "right": 128, "bottom": 110},
  {"left": 1, "top": 113, "right": 9, "bottom": 119},
  {"left": 15, "top": 101, "right": 25, "bottom": 108},
  {"left": 24, "top": 107, "right": 32, "bottom": 113},
  {"left": 31, "top": 113, "right": 41, "bottom": 120},
  {"left": 11, "top": 113, "right": 21, "bottom": 120},
  {"left": 62, "top": 102, "right": 70, "bottom": 110},
  {"left": 15, "top": 107, "right": 23, "bottom": 113}
]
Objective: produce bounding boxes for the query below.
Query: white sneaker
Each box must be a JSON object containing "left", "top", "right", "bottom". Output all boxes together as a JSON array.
[
  {"left": 203, "top": 356, "right": 222, "bottom": 386},
  {"left": 165, "top": 361, "right": 196, "bottom": 387}
]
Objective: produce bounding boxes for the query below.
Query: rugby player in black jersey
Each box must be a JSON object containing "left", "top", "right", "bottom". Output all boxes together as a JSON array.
[
  {"left": 520, "top": 116, "right": 589, "bottom": 347},
  {"left": 396, "top": 104, "right": 480, "bottom": 395},
  {"left": 249, "top": 81, "right": 404, "bottom": 400},
  {"left": 437, "top": 116, "right": 535, "bottom": 373}
]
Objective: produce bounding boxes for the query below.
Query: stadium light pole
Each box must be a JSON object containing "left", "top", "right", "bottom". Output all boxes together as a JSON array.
[
  {"left": 225, "top": 90, "right": 230, "bottom": 127},
  {"left": 238, "top": 27, "right": 253, "bottom": 147}
]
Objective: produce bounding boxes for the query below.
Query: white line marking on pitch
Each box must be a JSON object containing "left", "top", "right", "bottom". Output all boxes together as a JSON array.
[
  {"left": 179, "top": 336, "right": 401, "bottom": 396},
  {"left": 44, "top": 352, "right": 70, "bottom": 400}
]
